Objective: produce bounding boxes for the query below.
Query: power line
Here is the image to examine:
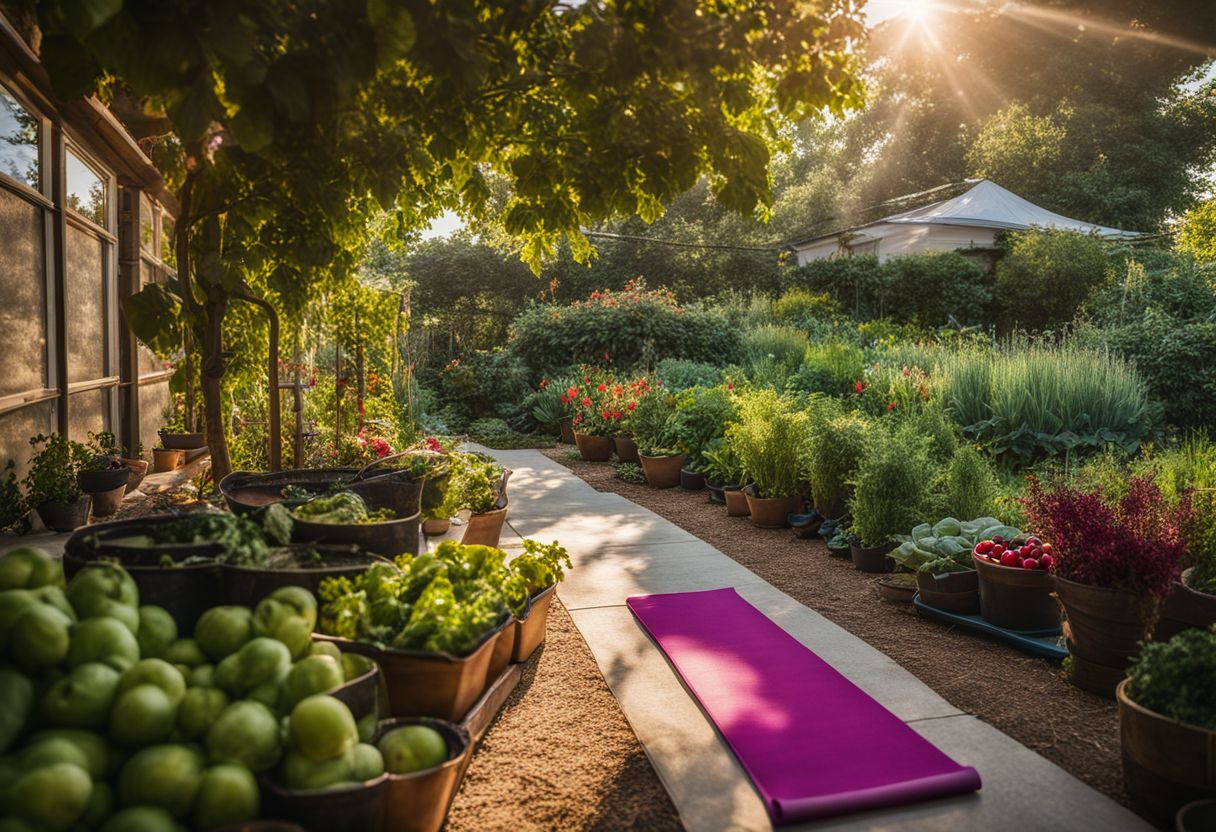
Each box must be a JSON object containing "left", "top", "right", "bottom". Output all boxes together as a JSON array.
[{"left": 582, "top": 229, "right": 782, "bottom": 254}]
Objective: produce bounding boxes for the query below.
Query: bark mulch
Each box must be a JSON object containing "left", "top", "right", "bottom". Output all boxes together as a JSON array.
[{"left": 542, "top": 446, "right": 1129, "bottom": 810}]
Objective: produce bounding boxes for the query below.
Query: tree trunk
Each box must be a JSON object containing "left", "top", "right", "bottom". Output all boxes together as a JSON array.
[{"left": 201, "top": 294, "right": 232, "bottom": 480}]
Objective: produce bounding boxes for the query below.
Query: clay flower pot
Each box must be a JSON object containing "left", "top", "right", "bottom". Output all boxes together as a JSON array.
[
  {"left": 461, "top": 505, "right": 508, "bottom": 548},
  {"left": 422, "top": 518, "right": 451, "bottom": 536},
  {"left": 849, "top": 539, "right": 897, "bottom": 573},
  {"left": 376, "top": 717, "right": 471, "bottom": 832},
  {"left": 612, "top": 435, "right": 640, "bottom": 464},
  {"left": 89, "top": 483, "right": 126, "bottom": 518},
  {"left": 723, "top": 485, "right": 750, "bottom": 517},
  {"left": 35, "top": 495, "right": 91, "bottom": 532},
  {"left": 124, "top": 459, "right": 149, "bottom": 494},
  {"left": 152, "top": 448, "right": 184, "bottom": 473},
  {"left": 574, "top": 432, "right": 613, "bottom": 462},
  {"left": 972, "top": 552, "right": 1059, "bottom": 631},
  {"left": 639, "top": 453, "right": 685, "bottom": 489},
  {"left": 559, "top": 419, "right": 576, "bottom": 444},
  {"left": 1155, "top": 568, "right": 1216, "bottom": 641},
  {"left": 1118, "top": 679, "right": 1216, "bottom": 825},
  {"left": 746, "top": 493, "right": 792, "bottom": 528}
]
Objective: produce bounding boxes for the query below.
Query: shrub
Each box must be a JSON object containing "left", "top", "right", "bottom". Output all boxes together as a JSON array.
[
  {"left": 772, "top": 288, "right": 840, "bottom": 325},
  {"left": 1126, "top": 626, "right": 1216, "bottom": 731},
  {"left": 508, "top": 280, "right": 742, "bottom": 377},
  {"left": 614, "top": 462, "right": 646, "bottom": 484},
  {"left": 467, "top": 417, "right": 512, "bottom": 436},
  {"left": 786, "top": 340, "right": 865, "bottom": 398},
  {"left": 725, "top": 390, "right": 809, "bottom": 498},
  {"left": 433, "top": 349, "right": 531, "bottom": 428},
  {"left": 942, "top": 445, "right": 999, "bottom": 521},
  {"left": 849, "top": 420, "right": 939, "bottom": 547},
  {"left": 668, "top": 386, "right": 736, "bottom": 470},
  {"left": 701, "top": 439, "right": 746, "bottom": 486},
  {"left": 742, "top": 325, "right": 808, "bottom": 388},
  {"left": 655, "top": 359, "right": 722, "bottom": 392},
  {"left": 567, "top": 367, "right": 637, "bottom": 437},
  {"left": 803, "top": 402, "right": 870, "bottom": 518},
  {"left": 787, "top": 255, "right": 883, "bottom": 318},
  {"left": 23, "top": 434, "right": 85, "bottom": 506},
  {"left": 993, "top": 229, "right": 1109, "bottom": 330},
  {"left": 1021, "top": 473, "right": 1190, "bottom": 600},
  {"left": 629, "top": 387, "right": 679, "bottom": 456}
]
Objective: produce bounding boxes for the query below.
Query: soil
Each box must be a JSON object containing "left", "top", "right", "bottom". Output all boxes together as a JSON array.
[
  {"left": 447, "top": 598, "right": 683, "bottom": 831},
  {"left": 542, "top": 446, "right": 1130, "bottom": 809}
]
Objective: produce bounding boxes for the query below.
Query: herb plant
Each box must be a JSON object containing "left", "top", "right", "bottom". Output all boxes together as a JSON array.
[
  {"left": 803, "top": 400, "right": 869, "bottom": 518},
  {"left": 667, "top": 385, "right": 735, "bottom": 470},
  {"left": 23, "top": 434, "right": 85, "bottom": 506},
  {"left": 725, "top": 390, "right": 809, "bottom": 498},
  {"left": 849, "top": 420, "right": 939, "bottom": 547},
  {"left": 629, "top": 387, "right": 680, "bottom": 456},
  {"left": 1125, "top": 626, "right": 1216, "bottom": 731}
]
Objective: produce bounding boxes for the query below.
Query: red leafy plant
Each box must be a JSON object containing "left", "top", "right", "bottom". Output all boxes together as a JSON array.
[{"left": 1021, "top": 474, "right": 1192, "bottom": 600}]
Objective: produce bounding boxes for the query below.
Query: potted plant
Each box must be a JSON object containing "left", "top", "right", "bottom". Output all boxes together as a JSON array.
[
  {"left": 76, "top": 432, "right": 129, "bottom": 517},
  {"left": 568, "top": 369, "right": 619, "bottom": 462},
  {"left": 702, "top": 440, "right": 744, "bottom": 507},
  {"left": 527, "top": 378, "right": 573, "bottom": 442},
  {"left": 0, "top": 461, "right": 27, "bottom": 534},
  {"left": 504, "top": 539, "right": 573, "bottom": 662},
  {"left": 1117, "top": 626, "right": 1216, "bottom": 824},
  {"left": 893, "top": 516, "right": 1020, "bottom": 615},
  {"left": 1159, "top": 467, "right": 1216, "bottom": 638},
  {"left": 158, "top": 398, "right": 205, "bottom": 450},
  {"left": 631, "top": 387, "right": 685, "bottom": 489},
  {"left": 668, "top": 385, "right": 735, "bottom": 492},
  {"left": 447, "top": 452, "right": 510, "bottom": 548},
  {"left": 610, "top": 375, "right": 649, "bottom": 464},
  {"left": 152, "top": 440, "right": 186, "bottom": 473},
  {"left": 804, "top": 403, "right": 869, "bottom": 520},
  {"left": 124, "top": 444, "right": 150, "bottom": 494},
  {"left": 1023, "top": 474, "right": 1190, "bottom": 696},
  {"left": 24, "top": 433, "right": 90, "bottom": 531},
  {"left": 847, "top": 421, "right": 933, "bottom": 570},
  {"left": 725, "top": 390, "right": 808, "bottom": 528}
]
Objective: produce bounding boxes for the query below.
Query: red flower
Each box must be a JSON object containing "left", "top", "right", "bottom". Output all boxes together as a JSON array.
[
  {"left": 597, "top": 383, "right": 606, "bottom": 393},
  {"left": 727, "top": 383, "right": 735, "bottom": 391},
  {"left": 902, "top": 367, "right": 910, "bottom": 377},
  {"left": 886, "top": 402, "right": 896, "bottom": 411},
  {"left": 628, "top": 401, "right": 636, "bottom": 411},
  {"left": 539, "top": 378, "right": 550, "bottom": 389},
  {"left": 854, "top": 381, "right": 864, "bottom": 394},
  {"left": 601, "top": 410, "right": 610, "bottom": 420},
  {"left": 612, "top": 410, "right": 621, "bottom": 419},
  {"left": 603, "top": 351, "right": 610, "bottom": 361},
  {"left": 584, "top": 376, "right": 590, "bottom": 384},
  {"left": 567, "top": 386, "right": 578, "bottom": 399},
  {"left": 581, "top": 397, "right": 592, "bottom": 407}
]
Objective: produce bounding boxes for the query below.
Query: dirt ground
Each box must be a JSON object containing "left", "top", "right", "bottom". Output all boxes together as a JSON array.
[
  {"left": 447, "top": 597, "right": 682, "bottom": 832},
  {"left": 541, "top": 446, "right": 1129, "bottom": 810}
]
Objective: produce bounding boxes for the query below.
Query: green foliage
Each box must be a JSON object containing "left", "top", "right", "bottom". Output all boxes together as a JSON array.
[
  {"left": 725, "top": 390, "right": 809, "bottom": 498},
  {"left": 1178, "top": 198, "right": 1216, "bottom": 264},
  {"left": 994, "top": 230, "right": 1110, "bottom": 330},
  {"left": 629, "top": 389, "right": 679, "bottom": 457},
  {"left": 668, "top": 386, "right": 736, "bottom": 470},
  {"left": 787, "top": 340, "right": 866, "bottom": 398},
  {"left": 503, "top": 540, "right": 572, "bottom": 615},
  {"left": 22, "top": 434, "right": 84, "bottom": 506},
  {"left": 942, "top": 445, "right": 1000, "bottom": 521},
  {"left": 521, "top": 381, "right": 573, "bottom": 433},
  {"left": 444, "top": 452, "right": 505, "bottom": 515},
  {"left": 849, "top": 420, "right": 940, "bottom": 547},
  {"left": 655, "top": 359, "right": 722, "bottom": 392},
  {"left": 0, "top": 461, "right": 24, "bottom": 531},
  {"left": 893, "top": 516, "right": 1020, "bottom": 575},
  {"left": 937, "top": 341, "right": 1154, "bottom": 460},
  {"left": 466, "top": 418, "right": 512, "bottom": 437},
  {"left": 742, "top": 325, "right": 808, "bottom": 388},
  {"left": 432, "top": 350, "right": 531, "bottom": 432},
  {"left": 803, "top": 401, "right": 870, "bottom": 518},
  {"left": 788, "top": 252, "right": 990, "bottom": 326},
  {"left": 701, "top": 440, "right": 745, "bottom": 486},
  {"left": 772, "top": 288, "right": 840, "bottom": 325},
  {"left": 509, "top": 284, "right": 742, "bottom": 378},
  {"left": 614, "top": 462, "right": 646, "bottom": 485},
  {"left": 1126, "top": 626, "right": 1216, "bottom": 731}
]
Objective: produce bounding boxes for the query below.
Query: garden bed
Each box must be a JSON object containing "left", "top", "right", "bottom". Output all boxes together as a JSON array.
[{"left": 544, "top": 447, "right": 1129, "bottom": 809}]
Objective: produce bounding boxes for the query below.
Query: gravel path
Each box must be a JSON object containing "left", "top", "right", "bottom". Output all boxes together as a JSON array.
[{"left": 542, "top": 447, "right": 1128, "bottom": 810}]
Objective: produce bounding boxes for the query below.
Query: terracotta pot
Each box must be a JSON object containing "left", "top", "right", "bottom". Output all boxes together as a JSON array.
[
  {"left": 89, "top": 483, "right": 126, "bottom": 518},
  {"left": 375, "top": 718, "right": 471, "bottom": 832},
  {"left": 680, "top": 468, "right": 706, "bottom": 491},
  {"left": 639, "top": 453, "right": 685, "bottom": 489},
  {"left": 559, "top": 419, "right": 576, "bottom": 444},
  {"left": 421, "top": 518, "right": 450, "bottom": 536},
  {"left": 723, "top": 486, "right": 750, "bottom": 517},
  {"left": 876, "top": 574, "right": 918, "bottom": 603},
  {"left": 916, "top": 570, "right": 980, "bottom": 615},
  {"left": 152, "top": 448, "right": 184, "bottom": 472},
  {"left": 512, "top": 584, "right": 556, "bottom": 663},
  {"left": 35, "top": 495, "right": 91, "bottom": 532},
  {"left": 461, "top": 505, "right": 508, "bottom": 548},
  {"left": 746, "top": 493, "right": 792, "bottom": 528},
  {"left": 849, "top": 540, "right": 897, "bottom": 573},
  {"left": 1118, "top": 679, "right": 1216, "bottom": 825},
  {"left": 124, "top": 459, "right": 149, "bottom": 494},
  {"left": 973, "top": 553, "right": 1059, "bottom": 631},
  {"left": 77, "top": 466, "right": 128, "bottom": 494},
  {"left": 1156, "top": 568, "right": 1216, "bottom": 641},
  {"left": 259, "top": 773, "right": 388, "bottom": 832},
  {"left": 485, "top": 618, "right": 515, "bottom": 691},
  {"left": 574, "top": 432, "right": 613, "bottom": 462},
  {"left": 1056, "top": 576, "right": 1149, "bottom": 671},
  {"left": 158, "top": 430, "right": 205, "bottom": 450},
  {"left": 612, "top": 435, "right": 640, "bottom": 464}
]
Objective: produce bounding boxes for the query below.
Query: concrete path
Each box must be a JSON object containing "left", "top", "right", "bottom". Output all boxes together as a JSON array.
[{"left": 482, "top": 447, "right": 1150, "bottom": 832}]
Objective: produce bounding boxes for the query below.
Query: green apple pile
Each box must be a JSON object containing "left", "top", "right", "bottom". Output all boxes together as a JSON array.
[{"left": 0, "top": 548, "right": 381, "bottom": 831}]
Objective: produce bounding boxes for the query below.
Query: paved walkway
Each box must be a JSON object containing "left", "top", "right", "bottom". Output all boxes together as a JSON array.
[{"left": 483, "top": 447, "right": 1150, "bottom": 832}]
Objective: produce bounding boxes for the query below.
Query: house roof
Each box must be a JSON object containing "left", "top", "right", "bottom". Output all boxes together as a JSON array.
[{"left": 789, "top": 179, "right": 1140, "bottom": 249}]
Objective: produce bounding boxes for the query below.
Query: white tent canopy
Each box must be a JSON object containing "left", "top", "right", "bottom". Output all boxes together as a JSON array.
[{"left": 791, "top": 180, "right": 1141, "bottom": 264}]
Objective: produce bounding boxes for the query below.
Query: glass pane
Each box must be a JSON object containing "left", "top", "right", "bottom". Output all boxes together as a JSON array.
[
  {"left": 68, "top": 387, "right": 110, "bottom": 443},
  {"left": 139, "top": 193, "right": 154, "bottom": 253},
  {"left": 160, "top": 213, "right": 176, "bottom": 267},
  {"left": 0, "top": 187, "right": 47, "bottom": 397},
  {"left": 0, "top": 400, "right": 56, "bottom": 481},
  {"left": 66, "top": 149, "right": 106, "bottom": 227},
  {"left": 66, "top": 225, "right": 106, "bottom": 383},
  {"left": 0, "top": 85, "right": 38, "bottom": 190}
]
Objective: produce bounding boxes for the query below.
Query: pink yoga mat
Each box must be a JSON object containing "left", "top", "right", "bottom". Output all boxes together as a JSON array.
[{"left": 627, "top": 587, "right": 981, "bottom": 825}]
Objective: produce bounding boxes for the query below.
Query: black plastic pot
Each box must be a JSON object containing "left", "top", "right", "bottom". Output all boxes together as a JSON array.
[
  {"left": 680, "top": 469, "right": 706, "bottom": 491},
  {"left": 706, "top": 483, "right": 726, "bottom": 505},
  {"left": 78, "top": 465, "right": 129, "bottom": 494},
  {"left": 223, "top": 546, "right": 392, "bottom": 609},
  {"left": 35, "top": 496, "right": 91, "bottom": 532},
  {"left": 291, "top": 510, "right": 420, "bottom": 558},
  {"left": 159, "top": 430, "right": 206, "bottom": 450},
  {"left": 849, "top": 539, "right": 897, "bottom": 573}
]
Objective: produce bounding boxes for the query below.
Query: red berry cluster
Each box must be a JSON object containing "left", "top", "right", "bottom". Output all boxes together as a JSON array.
[{"left": 974, "top": 535, "right": 1055, "bottom": 571}]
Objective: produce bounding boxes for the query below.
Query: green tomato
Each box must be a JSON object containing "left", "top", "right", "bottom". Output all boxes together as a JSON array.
[
  {"left": 8, "top": 762, "right": 92, "bottom": 832},
  {"left": 0, "top": 590, "right": 36, "bottom": 652},
  {"left": 252, "top": 589, "right": 316, "bottom": 659},
  {"left": 0, "top": 668, "right": 33, "bottom": 753},
  {"left": 79, "top": 780, "right": 113, "bottom": 828},
  {"left": 279, "top": 655, "right": 345, "bottom": 713},
  {"left": 67, "top": 617, "right": 140, "bottom": 673},
  {"left": 109, "top": 685, "right": 175, "bottom": 747},
  {"left": 193, "top": 607, "right": 253, "bottom": 662},
  {"left": 18, "top": 737, "right": 91, "bottom": 772},
  {"left": 161, "top": 638, "right": 207, "bottom": 668},
  {"left": 118, "top": 659, "right": 186, "bottom": 706},
  {"left": 26, "top": 730, "right": 109, "bottom": 778},
  {"left": 266, "top": 586, "right": 318, "bottom": 629},
  {"left": 308, "top": 639, "right": 344, "bottom": 665},
  {"left": 288, "top": 695, "right": 358, "bottom": 762},
  {"left": 137, "top": 606, "right": 178, "bottom": 659},
  {"left": 192, "top": 764, "right": 259, "bottom": 830},
  {"left": 236, "top": 637, "right": 292, "bottom": 692},
  {"left": 205, "top": 701, "right": 281, "bottom": 773},
  {"left": 357, "top": 711, "right": 377, "bottom": 744},
  {"left": 351, "top": 743, "right": 384, "bottom": 781},
  {"left": 177, "top": 687, "right": 229, "bottom": 742},
  {"left": 0, "top": 547, "right": 60, "bottom": 590},
  {"left": 99, "top": 806, "right": 186, "bottom": 832},
  {"left": 378, "top": 725, "right": 448, "bottom": 774},
  {"left": 341, "top": 652, "right": 374, "bottom": 681},
  {"left": 118, "top": 744, "right": 204, "bottom": 819},
  {"left": 10, "top": 603, "right": 72, "bottom": 671},
  {"left": 188, "top": 663, "right": 215, "bottom": 689},
  {"left": 66, "top": 564, "right": 139, "bottom": 633},
  {"left": 284, "top": 747, "right": 355, "bottom": 791},
  {"left": 30, "top": 586, "right": 76, "bottom": 622},
  {"left": 39, "top": 662, "right": 120, "bottom": 730}
]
